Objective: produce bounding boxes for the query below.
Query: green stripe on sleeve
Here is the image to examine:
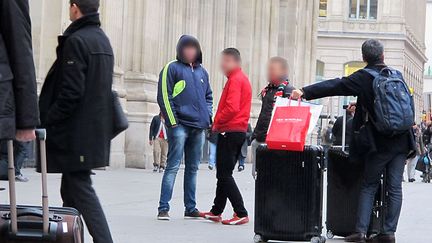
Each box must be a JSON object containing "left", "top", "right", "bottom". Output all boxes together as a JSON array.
[{"left": 162, "top": 60, "right": 177, "bottom": 125}]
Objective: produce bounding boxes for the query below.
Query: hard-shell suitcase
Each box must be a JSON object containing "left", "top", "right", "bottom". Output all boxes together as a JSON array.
[
  {"left": 254, "top": 145, "right": 326, "bottom": 243},
  {"left": 0, "top": 129, "right": 84, "bottom": 243},
  {"left": 326, "top": 106, "right": 385, "bottom": 239}
]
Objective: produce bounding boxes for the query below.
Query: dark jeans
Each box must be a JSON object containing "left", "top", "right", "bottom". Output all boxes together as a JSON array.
[
  {"left": 211, "top": 132, "right": 248, "bottom": 217},
  {"left": 61, "top": 171, "right": 113, "bottom": 243},
  {"left": 356, "top": 152, "right": 406, "bottom": 234}
]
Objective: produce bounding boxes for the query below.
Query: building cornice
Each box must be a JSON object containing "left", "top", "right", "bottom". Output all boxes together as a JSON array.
[{"left": 318, "top": 30, "right": 428, "bottom": 63}]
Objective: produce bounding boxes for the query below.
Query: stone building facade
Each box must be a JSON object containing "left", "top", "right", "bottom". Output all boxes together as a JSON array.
[
  {"left": 423, "top": 0, "right": 432, "bottom": 115},
  {"left": 316, "top": 0, "right": 428, "bottom": 120},
  {"left": 29, "top": 0, "right": 320, "bottom": 168}
]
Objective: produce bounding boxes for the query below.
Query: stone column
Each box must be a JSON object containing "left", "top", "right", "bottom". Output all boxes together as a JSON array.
[
  {"left": 210, "top": 0, "right": 227, "bottom": 101},
  {"left": 100, "top": 0, "right": 128, "bottom": 168}
]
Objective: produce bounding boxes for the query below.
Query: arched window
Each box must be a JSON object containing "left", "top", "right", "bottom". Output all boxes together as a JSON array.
[{"left": 344, "top": 61, "right": 366, "bottom": 76}]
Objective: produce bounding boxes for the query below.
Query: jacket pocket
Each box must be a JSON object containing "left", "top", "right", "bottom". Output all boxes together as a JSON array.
[
  {"left": 177, "top": 105, "right": 200, "bottom": 122},
  {"left": 0, "top": 79, "right": 15, "bottom": 117},
  {"left": 173, "top": 80, "right": 186, "bottom": 98}
]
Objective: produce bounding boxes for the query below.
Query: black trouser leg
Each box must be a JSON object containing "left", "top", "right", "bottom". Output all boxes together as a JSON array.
[
  {"left": 61, "top": 171, "right": 113, "bottom": 243},
  {"left": 211, "top": 132, "right": 248, "bottom": 218}
]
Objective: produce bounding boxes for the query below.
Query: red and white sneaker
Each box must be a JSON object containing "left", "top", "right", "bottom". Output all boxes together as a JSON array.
[
  {"left": 221, "top": 214, "right": 249, "bottom": 225},
  {"left": 201, "top": 212, "right": 222, "bottom": 222}
]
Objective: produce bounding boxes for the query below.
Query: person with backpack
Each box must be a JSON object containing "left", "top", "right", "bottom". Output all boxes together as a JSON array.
[{"left": 291, "top": 39, "right": 416, "bottom": 243}]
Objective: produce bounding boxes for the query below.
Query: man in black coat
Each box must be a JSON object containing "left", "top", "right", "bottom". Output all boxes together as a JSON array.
[
  {"left": 0, "top": 0, "right": 39, "bottom": 142},
  {"left": 39, "top": 1, "right": 114, "bottom": 242},
  {"left": 291, "top": 39, "right": 414, "bottom": 243}
]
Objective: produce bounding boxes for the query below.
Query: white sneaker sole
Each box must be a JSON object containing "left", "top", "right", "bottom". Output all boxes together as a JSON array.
[{"left": 157, "top": 216, "right": 170, "bottom": 221}]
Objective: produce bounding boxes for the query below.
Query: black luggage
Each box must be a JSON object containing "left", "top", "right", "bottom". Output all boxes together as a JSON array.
[
  {"left": 0, "top": 129, "right": 84, "bottom": 243},
  {"left": 326, "top": 105, "right": 385, "bottom": 239},
  {"left": 254, "top": 145, "right": 326, "bottom": 243}
]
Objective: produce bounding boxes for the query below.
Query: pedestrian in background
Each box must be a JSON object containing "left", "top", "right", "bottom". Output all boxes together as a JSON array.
[
  {"left": 149, "top": 112, "right": 168, "bottom": 173},
  {"left": 251, "top": 57, "right": 295, "bottom": 178},
  {"left": 332, "top": 102, "right": 356, "bottom": 146},
  {"left": 157, "top": 35, "right": 213, "bottom": 221},
  {"left": 39, "top": 0, "right": 114, "bottom": 242},
  {"left": 202, "top": 48, "right": 252, "bottom": 225},
  {"left": 0, "top": 141, "right": 31, "bottom": 182},
  {"left": 237, "top": 123, "right": 252, "bottom": 172},
  {"left": 207, "top": 129, "right": 218, "bottom": 170},
  {"left": 291, "top": 39, "right": 415, "bottom": 243},
  {"left": 406, "top": 125, "right": 421, "bottom": 182}
]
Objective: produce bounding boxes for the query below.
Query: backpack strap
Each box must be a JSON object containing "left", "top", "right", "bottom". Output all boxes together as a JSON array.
[{"left": 363, "top": 68, "right": 380, "bottom": 78}]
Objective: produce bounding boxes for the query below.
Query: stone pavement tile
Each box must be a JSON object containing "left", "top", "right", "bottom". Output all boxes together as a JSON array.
[{"left": 0, "top": 167, "right": 430, "bottom": 243}]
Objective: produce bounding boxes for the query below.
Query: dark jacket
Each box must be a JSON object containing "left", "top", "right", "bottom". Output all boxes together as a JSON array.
[
  {"left": 302, "top": 63, "right": 414, "bottom": 159},
  {"left": 332, "top": 113, "right": 354, "bottom": 146},
  {"left": 39, "top": 14, "right": 114, "bottom": 173},
  {"left": 149, "top": 115, "right": 168, "bottom": 141},
  {"left": 157, "top": 35, "right": 213, "bottom": 129},
  {"left": 0, "top": 0, "right": 39, "bottom": 139},
  {"left": 252, "top": 81, "right": 295, "bottom": 142}
]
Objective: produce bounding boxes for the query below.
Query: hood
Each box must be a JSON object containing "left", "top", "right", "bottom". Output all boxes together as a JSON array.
[{"left": 176, "top": 35, "right": 202, "bottom": 66}]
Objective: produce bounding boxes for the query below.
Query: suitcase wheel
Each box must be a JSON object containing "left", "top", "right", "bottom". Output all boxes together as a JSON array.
[
  {"left": 311, "top": 236, "right": 326, "bottom": 243},
  {"left": 253, "top": 234, "right": 267, "bottom": 243},
  {"left": 326, "top": 230, "right": 334, "bottom": 239}
]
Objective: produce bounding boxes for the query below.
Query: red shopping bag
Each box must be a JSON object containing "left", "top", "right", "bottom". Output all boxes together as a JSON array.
[{"left": 266, "top": 101, "right": 311, "bottom": 151}]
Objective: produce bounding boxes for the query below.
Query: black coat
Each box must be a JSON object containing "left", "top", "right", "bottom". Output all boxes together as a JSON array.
[
  {"left": 332, "top": 113, "right": 353, "bottom": 146},
  {"left": 302, "top": 63, "right": 415, "bottom": 159},
  {"left": 0, "top": 0, "right": 39, "bottom": 139},
  {"left": 39, "top": 14, "right": 114, "bottom": 173},
  {"left": 252, "top": 83, "right": 295, "bottom": 142}
]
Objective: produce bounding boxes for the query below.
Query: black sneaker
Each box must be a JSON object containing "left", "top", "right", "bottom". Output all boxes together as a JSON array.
[
  {"left": 157, "top": 211, "right": 170, "bottom": 221},
  {"left": 184, "top": 209, "right": 203, "bottom": 219},
  {"left": 153, "top": 166, "right": 159, "bottom": 172},
  {"left": 408, "top": 178, "right": 416, "bottom": 183}
]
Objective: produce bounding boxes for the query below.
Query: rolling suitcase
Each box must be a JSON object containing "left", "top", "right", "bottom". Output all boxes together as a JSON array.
[
  {"left": 326, "top": 106, "right": 385, "bottom": 239},
  {"left": 0, "top": 129, "right": 84, "bottom": 243},
  {"left": 254, "top": 145, "right": 326, "bottom": 243}
]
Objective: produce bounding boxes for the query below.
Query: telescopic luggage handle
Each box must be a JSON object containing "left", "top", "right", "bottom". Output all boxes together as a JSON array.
[
  {"left": 341, "top": 105, "right": 348, "bottom": 152},
  {"left": 7, "top": 129, "right": 51, "bottom": 238}
]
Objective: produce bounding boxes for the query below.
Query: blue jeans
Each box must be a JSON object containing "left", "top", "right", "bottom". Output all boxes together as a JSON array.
[
  {"left": 238, "top": 156, "right": 245, "bottom": 167},
  {"left": 356, "top": 151, "right": 406, "bottom": 234},
  {"left": 158, "top": 125, "right": 205, "bottom": 213},
  {"left": 208, "top": 142, "right": 217, "bottom": 167}
]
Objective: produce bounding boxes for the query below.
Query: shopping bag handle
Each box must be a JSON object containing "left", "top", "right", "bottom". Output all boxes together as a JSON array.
[{"left": 288, "top": 97, "right": 302, "bottom": 107}]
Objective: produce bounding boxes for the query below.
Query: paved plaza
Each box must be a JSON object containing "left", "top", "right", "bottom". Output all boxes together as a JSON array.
[{"left": 0, "top": 165, "right": 430, "bottom": 243}]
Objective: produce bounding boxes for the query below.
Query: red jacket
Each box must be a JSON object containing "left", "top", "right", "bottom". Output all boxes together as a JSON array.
[{"left": 213, "top": 68, "right": 252, "bottom": 133}]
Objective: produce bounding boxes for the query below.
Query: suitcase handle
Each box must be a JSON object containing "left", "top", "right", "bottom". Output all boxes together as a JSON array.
[
  {"left": 7, "top": 129, "right": 50, "bottom": 236},
  {"left": 2, "top": 208, "right": 63, "bottom": 222}
]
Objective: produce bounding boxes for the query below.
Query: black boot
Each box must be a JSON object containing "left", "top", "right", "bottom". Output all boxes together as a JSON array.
[
  {"left": 345, "top": 233, "right": 366, "bottom": 243},
  {"left": 367, "top": 234, "right": 395, "bottom": 243}
]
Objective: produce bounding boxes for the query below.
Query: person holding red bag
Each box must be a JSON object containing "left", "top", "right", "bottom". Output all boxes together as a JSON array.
[{"left": 202, "top": 48, "right": 252, "bottom": 225}]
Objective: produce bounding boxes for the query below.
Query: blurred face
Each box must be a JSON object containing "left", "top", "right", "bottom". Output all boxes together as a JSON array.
[
  {"left": 220, "top": 54, "right": 240, "bottom": 76},
  {"left": 69, "top": 3, "right": 83, "bottom": 22},
  {"left": 267, "top": 61, "right": 287, "bottom": 85},
  {"left": 183, "top": 45, "right": 198, "bottom": 64}
]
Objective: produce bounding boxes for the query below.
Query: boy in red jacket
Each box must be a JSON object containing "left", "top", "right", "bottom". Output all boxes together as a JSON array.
[{"left": 202, "top": 48, "right": 252, "bottom": 225}]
